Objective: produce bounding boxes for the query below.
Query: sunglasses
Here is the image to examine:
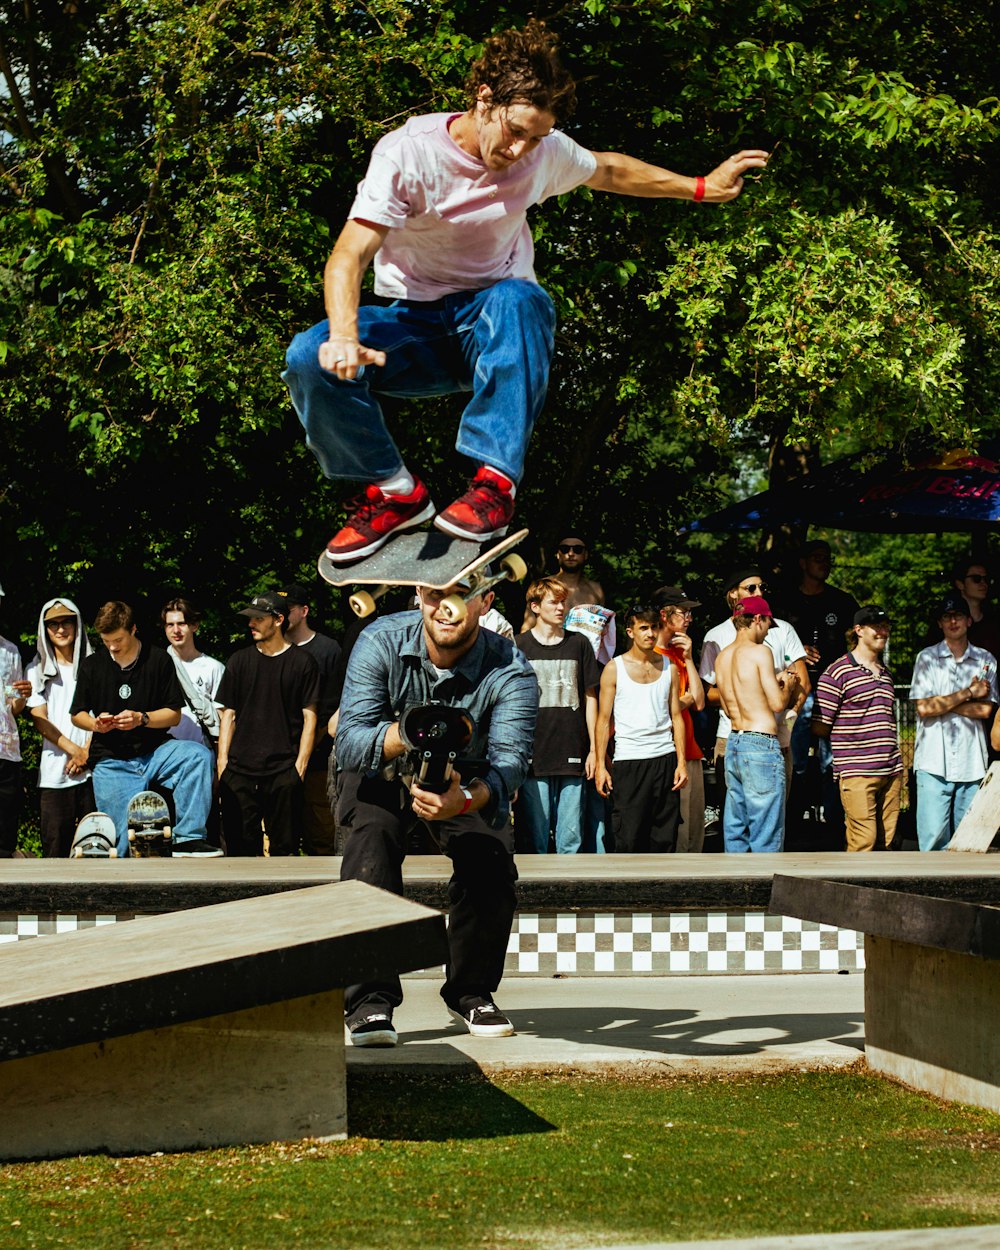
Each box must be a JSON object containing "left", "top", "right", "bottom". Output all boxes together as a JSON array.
[
  {"left": 966, "top": 573, "right": 991, "bottom": 584},
  {"left": 558, "top": 544, "right": 586, "bottom": 554},
  {"left": 740, "top": 581, "right": 767, "bottom": 594},
  {"left": 46, "top": 618, "right": 75, "bottom": 630}
]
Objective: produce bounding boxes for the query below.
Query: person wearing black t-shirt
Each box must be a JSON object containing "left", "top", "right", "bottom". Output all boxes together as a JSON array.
[
  {"left": 70, "top": 601, "right": 218, "bottom": 856},
  {"left": 515, "top": 577, "right": 600, "bottom": 853},
  {"left": 275, "top": 583, "right": 342, "bottom": 855},
  {"left": 216, "top": 593, "right": 320, "bottom": 856}
]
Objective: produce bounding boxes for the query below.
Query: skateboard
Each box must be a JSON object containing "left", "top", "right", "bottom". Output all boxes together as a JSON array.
[
  {"left": 126, "top": 789, "right": 173, "bottom": 858},
  {"left": 71, "top": 812, "right": 118, "bottom": 858},
  {"left": 317, "top": 527, "right": 530, "bottom": 620}
]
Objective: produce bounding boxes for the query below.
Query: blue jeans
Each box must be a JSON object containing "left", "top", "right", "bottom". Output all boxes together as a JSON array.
[
  {"left": 791, "top": 692, "right": 832, "bottom": 774},
  {"left": 915, "top": 770, "right": 980, "bottom": 851},
  {"left": 92, "top": 740, "right": 214, "bottom": 856},
  {"left": 581, "top": 779, "right": 609, "bottom": 853},
  {"left": 282, "top": 279, "right": 556, "bottom": 486},
  {"left": 723, "top": 731, "right": 785, "bottom": 853},
  {"left": 520, "top": 775, "right": 583, "bottom": 854}
]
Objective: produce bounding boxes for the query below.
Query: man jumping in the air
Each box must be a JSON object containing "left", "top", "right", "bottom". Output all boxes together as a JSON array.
[{"left": 284, "top": 20, "right": 768, "bottom": 562}]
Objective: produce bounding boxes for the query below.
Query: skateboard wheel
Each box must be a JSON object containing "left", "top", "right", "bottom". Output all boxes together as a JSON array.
[
  {"left": 74, "top": 848, "right": 83, "bottom": 858},
  {"left": 128, "top": 829, "right": 136, "bottom": 842},
  {"left": 163, "top": 827, "right": 172, "bottom": 840},
  {"left": 109, "top": 848, "right": 118, "bottom": 858},
  {"left": 440, "top": 594, "right": 468, "bottom": 623},
  {"left": 501, "top": 553, "right": 527, "bottom": 582},
  {"left": 350, "top": 590, "right": 377, "bottom": 618}
]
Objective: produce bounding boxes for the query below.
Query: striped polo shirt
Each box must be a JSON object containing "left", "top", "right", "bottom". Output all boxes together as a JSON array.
[{"left": 815, "top": 652, "right": 902, "bottom": 777}]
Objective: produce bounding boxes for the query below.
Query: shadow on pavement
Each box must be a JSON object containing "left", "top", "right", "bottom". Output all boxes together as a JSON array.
[{"left": 404, "top": 1007, "right": 865, "bottom": 1058}]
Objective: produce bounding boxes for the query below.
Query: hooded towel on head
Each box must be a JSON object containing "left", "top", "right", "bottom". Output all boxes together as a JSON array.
[{"left": 32, "top": 598, "right": 92, "bottom": 681}]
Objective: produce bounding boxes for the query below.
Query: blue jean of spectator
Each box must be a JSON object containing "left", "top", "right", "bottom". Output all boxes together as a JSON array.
[
  {"left": 92, "top": 740, "right": 214, "bottom": 856},
  {"left": 282, "top": 279, "right": 556, "bottom": 486},
  {"left": 520, "top": 776, "right": 583, "bottom": 854},
  {"left": 582, "top": 779, "right": 608, "bottom": 853},
  {"left": 790, "top": 692, "right": 832, "bottom": 774},
  {"left": 915, "top": 770, "right": 980, "bottom": 851},
  {"left": 723, "top": 731, "right": 785, "bottom": 853}
]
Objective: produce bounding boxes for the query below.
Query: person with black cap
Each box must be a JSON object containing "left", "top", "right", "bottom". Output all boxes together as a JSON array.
[
  {"left": 652, "top": 585, "right": 707, "bottom": 851},
  {"left": 274, "top": 583, "right": 342, "bottom": 856},
  {"left": 699, "top": 566, "right": 809, "bottom": 830},
  {"left": 216, "top": 593, "right": 320, "bottom": 857},
  {"left": 909, "top": 594, "right": 998, "bottom": 850},
  {"left": 814, "top": 606, "right": 903, "bottom": 852}
]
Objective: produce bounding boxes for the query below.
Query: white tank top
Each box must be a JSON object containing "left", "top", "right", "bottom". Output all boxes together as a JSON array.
[{"left": 612, "top": 655, "right": 675, "bottom": 761}]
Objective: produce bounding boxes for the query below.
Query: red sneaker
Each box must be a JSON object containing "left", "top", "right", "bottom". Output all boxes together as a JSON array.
[
  {"left": 325, "top": 478, "right": 435, "bottom": 563},
  {"left": 434, "top": 468, "right": 515, "bottom": 541}
]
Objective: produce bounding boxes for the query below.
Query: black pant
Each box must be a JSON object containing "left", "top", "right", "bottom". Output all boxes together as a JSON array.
[
  {"left": 336, "top": 769, "right": 517, "bottom": 1016},
  {"left": 609, "top": 752, "right": 680, "bottom": 852},
  {"left": 39, "top": 781, "right": 96, "bottom": 857},
  {"left": 0, "top": 760, "right": 22, "bottom": 856},
  {"left": 219, "top": 766, "right": 303, "bottom": 856}
]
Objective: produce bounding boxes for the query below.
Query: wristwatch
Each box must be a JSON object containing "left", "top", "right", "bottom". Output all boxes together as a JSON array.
[{"left": 140, "top": 711, "right": 150, "bottom": 727}]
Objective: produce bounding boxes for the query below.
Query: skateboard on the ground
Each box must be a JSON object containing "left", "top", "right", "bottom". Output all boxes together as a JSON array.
[
  {"left": 317, "top": 527, "right": 530, "bottom": 620},
  {"left": 71, "top": 812, "right": 118, "bottom": 859},
  {"left": 126, "top": 789, "right": 173, "bottom": 857}
]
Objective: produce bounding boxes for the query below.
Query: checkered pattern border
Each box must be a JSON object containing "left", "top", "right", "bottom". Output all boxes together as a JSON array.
[
  {"left": 506, "top": 912, "right": 865, "bottom": 975},
  {"left": 0, "top": 910, "right": 865, "bottom": 975}
]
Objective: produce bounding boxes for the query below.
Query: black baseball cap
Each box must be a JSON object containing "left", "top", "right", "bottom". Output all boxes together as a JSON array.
[
  {"left": 652, "top": 585, "right": 702, "bottom": 611},
  {"left": 277, "top": 584, "right": 311, "bottom": 608},
  {"left": 854, "top": 605, "right": 890, "bottom": 627},
  {"left": 238, "top": 592, "right": 285, "bottom": 618},
  {"left": 935, "top": 594, "right": 971, "bottom": 619}
]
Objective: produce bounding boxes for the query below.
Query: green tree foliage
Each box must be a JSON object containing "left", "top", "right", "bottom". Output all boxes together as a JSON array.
[{"left": 1, "top": 0, "right": 998, "bottom": 645}]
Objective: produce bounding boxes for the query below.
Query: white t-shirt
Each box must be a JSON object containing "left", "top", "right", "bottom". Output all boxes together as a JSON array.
[
  {"left": 0, "top": 638, "right": 23, "bottom": 764},
  {"left": 699, "top": 617, "right": 807, "bottom": 747},
  {"left": 26, "top": 656, "right": 91, "bottom": 788},
  {"left": 350, "top": 113, "right": 598, "bottom": 300},
  {"left": 169, "top": 653, "right": 226, "bottom": 743}
]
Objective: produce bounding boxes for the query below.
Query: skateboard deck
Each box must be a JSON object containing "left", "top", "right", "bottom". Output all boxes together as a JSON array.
[
  {"left": 71, "top": 812, "right": 118, "bottom": 859},
  {"left": 318, "top": 527, "right": 530, "bottom": 619},
  {"left": 127, "top": 789, "right": 173, "bottom": 858},
  {"left": 947, "top": 761, "right": 1000, "bottom": 852}
]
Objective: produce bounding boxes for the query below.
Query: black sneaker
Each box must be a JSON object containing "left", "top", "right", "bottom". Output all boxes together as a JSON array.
[
  {"left": 347, "top": 1010, "right": 398, "bottom": 1048},
  {"left": 172, "top": 839, "right": 224, "bottom": 857},
  {"left": 449, "top": 998, "right": 515, "bottom": 1038}
]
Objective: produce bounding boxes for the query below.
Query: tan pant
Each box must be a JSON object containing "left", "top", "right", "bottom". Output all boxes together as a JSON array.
[
  {"left": 838, "top": 773, "right": 902, "bottom": 852},
  {"left": 677, "top": 758, "right": 705, "bottom": 852}
]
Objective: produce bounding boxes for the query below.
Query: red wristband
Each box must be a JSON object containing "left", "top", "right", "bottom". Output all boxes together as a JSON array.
[
  {"left": 693, "top": 176, "right": 706, "bottom": 202},
  {"left": 459, "top": 787, "right": 473, "bottom": 815}
]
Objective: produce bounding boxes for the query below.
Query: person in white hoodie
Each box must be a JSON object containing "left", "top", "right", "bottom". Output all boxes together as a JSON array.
[{"left": 25, "top": 598, "right": 95, "bottom": 856}]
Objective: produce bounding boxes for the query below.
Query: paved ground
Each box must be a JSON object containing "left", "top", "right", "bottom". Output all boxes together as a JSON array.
[
  {"left": 591, "top": 1231, "right": 1000, "bottom": 1250},
  {"left": 345, "top": 971, "right": 866, "bottom": 1072}
]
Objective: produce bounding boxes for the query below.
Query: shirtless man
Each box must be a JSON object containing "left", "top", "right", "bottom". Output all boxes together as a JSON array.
[
  {"left": 714, "top": 597, "right": 799, "bottom": 853},
  {"left": 521, "top": 535, "right": 604, "bottom": 631}
]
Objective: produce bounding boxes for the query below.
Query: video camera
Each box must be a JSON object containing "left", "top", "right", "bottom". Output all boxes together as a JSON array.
[{"left": 398, "top": 703, "right": 486, "bottom": 794}]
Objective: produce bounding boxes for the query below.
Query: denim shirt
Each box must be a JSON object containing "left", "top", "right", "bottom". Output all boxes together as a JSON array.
[{"left": 336, "top": 611, "right": 539, "bottom": 830}]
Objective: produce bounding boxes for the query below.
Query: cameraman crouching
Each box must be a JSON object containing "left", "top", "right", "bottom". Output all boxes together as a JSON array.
[{"left": 335, "top": 575, "right": 538, "bottom": 1047}]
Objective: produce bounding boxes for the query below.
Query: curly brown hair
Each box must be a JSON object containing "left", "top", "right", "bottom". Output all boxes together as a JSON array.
[{"left": 465, "top": 19, "right": 577, "bottom": 123}]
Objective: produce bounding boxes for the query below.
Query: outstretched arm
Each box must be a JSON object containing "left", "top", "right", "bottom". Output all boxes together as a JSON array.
[{"left": 585, "top": 149, "right": 769, "bottom": 202}]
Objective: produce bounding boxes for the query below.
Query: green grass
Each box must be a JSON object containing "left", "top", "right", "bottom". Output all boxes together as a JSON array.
[{"left": 2, "top": 1066, "right": 999, "bottom": 1249}]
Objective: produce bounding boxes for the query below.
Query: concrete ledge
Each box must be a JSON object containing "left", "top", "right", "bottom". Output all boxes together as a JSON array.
[
  {"left": 0, "top": 990, "right": 346, "bottom": 1159},
  {"left": 1, "top": 853, "right": 998, "bottom": 916},
  {"left": 866, "top": 934, "right": 1000, "bottom": 1113}
]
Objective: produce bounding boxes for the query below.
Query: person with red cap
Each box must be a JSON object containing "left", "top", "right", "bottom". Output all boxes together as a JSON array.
[{"left": 714, "top": 597, "right": 800, "bottom": 853}]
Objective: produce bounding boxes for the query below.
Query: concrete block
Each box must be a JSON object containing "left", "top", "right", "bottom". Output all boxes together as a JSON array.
[
  {"left": 0, "top": 989, "right": 345, "bottom": 1160},
  {"left": 865, "top": 934, "right": 1000, "bottom": 1113}
]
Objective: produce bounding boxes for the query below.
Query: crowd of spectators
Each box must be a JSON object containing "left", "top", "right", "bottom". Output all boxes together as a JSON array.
[{"left": 1, "top": 542, "right": 998, "bottom": 858}]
